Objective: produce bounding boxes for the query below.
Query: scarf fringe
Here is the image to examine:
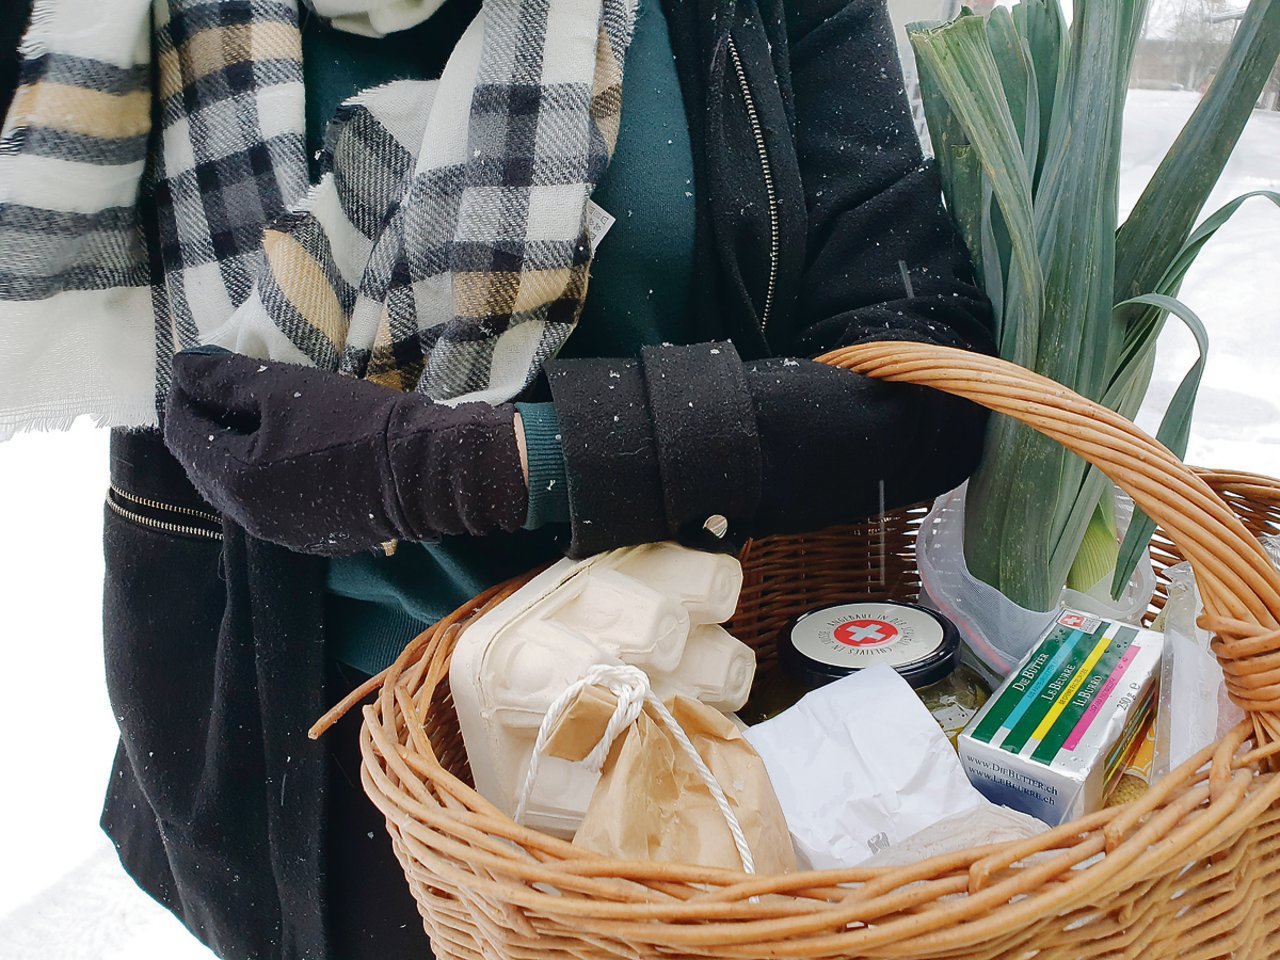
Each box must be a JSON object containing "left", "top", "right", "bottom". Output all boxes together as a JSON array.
[
  {"left": 0, "top": 404, "right": 157, "bottom": 443},
  {"left": 0, "top": 287, "right": 158, "bottom": 441},
  {"left": 0, "top": 0, "right": 60, "bottom": 157},
  {"left": 16, "top": 0, "right": 58, "bottom": 60}
]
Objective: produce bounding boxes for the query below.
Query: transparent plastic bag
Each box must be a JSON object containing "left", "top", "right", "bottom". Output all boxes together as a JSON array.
[
  {"left": 1150, "top": 560, "right": 1243, "bottom": 780},
  {"left": 1148, "top": 536, "right": 1280, "bottom": 779},
  {"left": 859, "top": 804, "right": 1047, "bottom": 869},
  {"left": 917, "top": 484, "right": 1157, "bottom": 679}
]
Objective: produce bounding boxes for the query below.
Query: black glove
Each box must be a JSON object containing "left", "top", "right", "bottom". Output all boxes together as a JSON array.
[
  {"left": 548, "top": 342, "right": 986, "bottom": 557},
  {"left": 743, "top": 357, "right": 977, "bottom": 537},
  {"left": 163, "top": 347, "right": 527, "bottom": 556}
]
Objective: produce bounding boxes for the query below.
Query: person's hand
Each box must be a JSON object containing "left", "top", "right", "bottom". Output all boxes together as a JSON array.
[
  {"left": 164, "top": 347, "right": 528, "bottom": 555},
  {"left": 513, "top": 412, "right": 529, "bottom": 485},
  {"left": 742, "top": 358, "right": 917, "bottom": 537}
]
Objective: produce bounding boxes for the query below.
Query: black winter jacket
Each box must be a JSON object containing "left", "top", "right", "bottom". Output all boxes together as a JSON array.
[
  {"left": 106, "top": 3, "right": 993, "bottom": 960},
  {"left": 552, "top": 0, "right": 994, "bottom": 555}
]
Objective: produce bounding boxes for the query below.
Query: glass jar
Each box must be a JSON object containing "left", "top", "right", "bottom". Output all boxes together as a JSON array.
[{"left": 742, "top": 600, "right": 990, "bottom": 745}]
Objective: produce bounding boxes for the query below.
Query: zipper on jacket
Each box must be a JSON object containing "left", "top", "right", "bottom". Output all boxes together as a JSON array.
[
  {"left": 107, "top": 484, "right": 223, "bottom": 540},
  {"left": 727, "top": 34, "right": 780, "bottom": 333}
]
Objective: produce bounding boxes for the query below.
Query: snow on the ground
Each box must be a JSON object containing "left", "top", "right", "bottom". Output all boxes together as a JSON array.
[
  {"left": 0, "top": 89, "right": 1277, "bottom": 960},
  {"left": 0, "top": 849, "right": 210, "bottom": 960},
  {"left": 1124, "top": 92, "right": 1280, "bottom": 476},
  {"left": 0, "top": 423, "right": 210, "bottom": 960}
]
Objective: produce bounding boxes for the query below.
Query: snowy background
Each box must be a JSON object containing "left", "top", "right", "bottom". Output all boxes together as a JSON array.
[{"left": 0, "top": 90, "right": 1277, "bottom": 960}]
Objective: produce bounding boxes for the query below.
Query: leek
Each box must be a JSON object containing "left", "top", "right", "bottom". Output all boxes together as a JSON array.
[{"left": 909, "top": 0, "right": 1280, "bottom": 610}]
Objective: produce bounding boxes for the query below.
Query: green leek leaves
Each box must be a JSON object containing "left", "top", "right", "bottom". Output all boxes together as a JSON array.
[{"left": 909, "top": 0, "right": 1280, "bottom": 609}]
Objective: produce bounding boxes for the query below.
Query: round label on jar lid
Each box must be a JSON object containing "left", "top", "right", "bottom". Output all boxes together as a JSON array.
[{"left": 787, "top": 601, "right": 948, "bottom": 672}]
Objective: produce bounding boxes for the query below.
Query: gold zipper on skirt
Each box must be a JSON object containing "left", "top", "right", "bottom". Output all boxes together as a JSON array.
[{"left": 107, "top": 484, "right": 223, "bottom": 540}]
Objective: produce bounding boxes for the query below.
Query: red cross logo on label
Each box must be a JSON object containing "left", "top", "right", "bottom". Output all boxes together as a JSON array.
[{"left": 834, "top": 618, "right": 899, "bottom": 647}]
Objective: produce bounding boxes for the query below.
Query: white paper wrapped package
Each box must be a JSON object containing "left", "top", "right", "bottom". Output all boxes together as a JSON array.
[
  {"left": 744, "top": 665, "right": 987, "bottom": 870},
  {"left": 450, "top": 543, "right": 754, "bottom": 837}
]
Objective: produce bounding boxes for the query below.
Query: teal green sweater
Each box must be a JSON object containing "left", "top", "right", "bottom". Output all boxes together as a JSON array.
[{"left": 316, "top": 0, "right": 697, "bottom": 674}]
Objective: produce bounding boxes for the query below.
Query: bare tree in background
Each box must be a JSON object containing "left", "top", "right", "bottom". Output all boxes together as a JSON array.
[
  {"left": 1170, "top": 0, "right": 1238, "bottom": 89},
  {"left": 1159, "top": 1, "right": 1279, "bottom": 107},
  {"left": 1133, "top": 0, "right": 1256, "bottom": 92}
]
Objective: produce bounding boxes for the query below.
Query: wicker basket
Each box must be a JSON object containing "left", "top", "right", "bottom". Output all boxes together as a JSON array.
[{"left": 319, "top": 342, "right": 1280, "bottom": 960}]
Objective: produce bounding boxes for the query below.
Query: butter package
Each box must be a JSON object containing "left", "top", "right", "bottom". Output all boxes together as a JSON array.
[{"left": 958, "top": 611, "right": 1163, "bottom": 826}]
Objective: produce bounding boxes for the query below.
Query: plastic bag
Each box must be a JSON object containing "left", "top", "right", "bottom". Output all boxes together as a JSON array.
[
  {"left": 1151, "top": 559, "right": 1247, "bottom": 779},
  {"left": 917, "top": 484, "right": 1157, "bottom": 678},
  {"left": 859, "top": 803, "right": 1047, "bottom": 869}
]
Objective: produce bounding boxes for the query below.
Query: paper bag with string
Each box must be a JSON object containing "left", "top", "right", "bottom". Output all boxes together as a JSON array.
[{"left": 520, "top": 665, "right": 796, "bottom": 874}]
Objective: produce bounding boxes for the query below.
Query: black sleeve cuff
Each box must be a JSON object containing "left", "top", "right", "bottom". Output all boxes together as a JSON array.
[
  {"left": 545, "top": 357, "right": 672, "bottom": 558},
  {"left": 639, "top": 341, "right": 761, "bottom": 534},
  {"left": 547, "top": 343, "right": 765, "bottom": 558}
]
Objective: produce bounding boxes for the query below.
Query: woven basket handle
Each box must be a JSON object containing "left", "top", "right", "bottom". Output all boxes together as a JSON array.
[{"left": 820, "top": 341, "right": 1280, "bottom": 746}]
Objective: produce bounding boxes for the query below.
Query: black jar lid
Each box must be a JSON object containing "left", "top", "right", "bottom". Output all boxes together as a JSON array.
[{"left": 777, "top": 600, "right": 962, "bottom": 691}]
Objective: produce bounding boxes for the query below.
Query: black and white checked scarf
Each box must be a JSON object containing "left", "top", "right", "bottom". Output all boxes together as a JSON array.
[{"left": 0, "top": 0, "right": 636, "bottom": 438}]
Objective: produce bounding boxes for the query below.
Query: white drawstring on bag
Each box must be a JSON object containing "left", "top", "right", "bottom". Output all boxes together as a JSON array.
[{"left": 513, "top": 663, "right": 757, "bottom": 875}]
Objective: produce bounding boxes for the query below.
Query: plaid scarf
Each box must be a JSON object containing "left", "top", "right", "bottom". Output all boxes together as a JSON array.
[{"left": 0, "top": 0, "right": 635, "bottom": 438}]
